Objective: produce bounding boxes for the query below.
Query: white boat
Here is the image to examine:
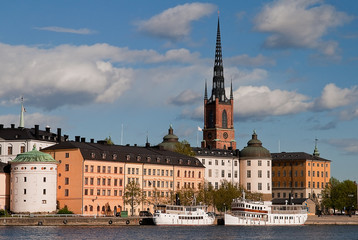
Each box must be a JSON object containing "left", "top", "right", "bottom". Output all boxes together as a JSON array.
[
  {"left": 225, "top": 193, "right": 308, "bottom": 226},
  {"left": 153, "top": 204, "right": 215, "bottom": 226}
]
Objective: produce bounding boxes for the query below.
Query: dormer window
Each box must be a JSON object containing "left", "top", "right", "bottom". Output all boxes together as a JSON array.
[
  {"left": 137, "top": 156, "right": 141, "bottom": 161},
  {"left": 91, "top": 153, "right": 95, "bottom": 158},
  {"left": 166, "top": 158, "right": 170, "bottom": 164},
  {"left": 179, "top": 159, "right": 183, "bottom": 164},
  {"left": 113, "top": 154, "right": 117, "bottom": 160},
  {"left": 187, "top": 160, "right": 191, "bottom": 165},
  {"left": 102, "top": 153, "right": 106, "bottom": 159},
  {"left": 147, "top": 157, "right": 151, "bottom": 162},
  {"left": 156, "top": 158, "right": 160, "bottom": 163},
  {"left": 126, "top": 155, "right": 130, "bottom": 161}
]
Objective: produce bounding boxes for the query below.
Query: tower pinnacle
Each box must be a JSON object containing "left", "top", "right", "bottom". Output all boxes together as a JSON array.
[{"left": 19, "top": 97, "right": 25, "bottom": 128}]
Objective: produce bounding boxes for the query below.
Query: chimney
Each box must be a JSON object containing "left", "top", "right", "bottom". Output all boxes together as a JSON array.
[
  {"left": 57, "top": 128, "right": 62, "bottom": 143},
  {"left": 0, "top": 124, "right": 3, "bottom": 129},
  {"left": 81, "top": 137, "right": 86, "bottom": 142},
  {"left": 45, "top": 126, "right": 50, "bottom": 133},
  {"left": 90, "top": 139, "right": 95, "bottom": 143},
  {"left": 75, "top": 136, "right": 80, "bottom": 142},
  {"left": 35, "top": 125, "right": 39, "bottom": 138},
  {"left": 145, "top": 142, "right": 150, "bottom": 148},
  {"left": 134, "top": 144, "right": 137, "bottom": 147},
  {"left": 11, "top": 124, "right": 15, "bottom": 129},
  {"left": 64, "top": 135, "right": 69, "bottom": 141}
]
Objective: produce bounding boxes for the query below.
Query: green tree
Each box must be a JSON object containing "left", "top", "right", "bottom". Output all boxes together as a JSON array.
[
  {"left": 124, "top": 181, "right": 144, "bottom": 216},
  {"left": 175, "top": 140, "right": 195, "bottom": 157},
  {"left": 57, "top": 205, "right": 73, "bottom": 214},
  {"left": 176, "top": 188, "right": 196, "bottom": 206},
  {"left": 196, "top": 182, "right": 215, "bottom": 207},
  {"left": 213, "top": 180, "right": 242, "bottom": 212}
]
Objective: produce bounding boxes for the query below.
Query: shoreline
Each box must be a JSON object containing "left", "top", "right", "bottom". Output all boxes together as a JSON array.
[{"left": 1, "top": 215, "right": 358, "bottom": 226}]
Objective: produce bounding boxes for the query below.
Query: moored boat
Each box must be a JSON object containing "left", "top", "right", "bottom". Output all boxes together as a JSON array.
[
  {"left": 225, "top": 193, "right": 308, "bottom": 226},
  {"left": 153, "top": 204, "right": 215, "bottom": 226}
]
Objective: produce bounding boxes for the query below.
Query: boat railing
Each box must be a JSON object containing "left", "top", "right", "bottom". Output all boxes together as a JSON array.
[{"left": 270, "top": 205, "right": 307, "bottom": 214}]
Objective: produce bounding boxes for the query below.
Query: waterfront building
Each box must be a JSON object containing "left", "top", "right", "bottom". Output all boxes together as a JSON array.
[
  {"left": 42, "top": 139, "right": 205, "bottom": 215},
  {"left": 202, "top": 17, "right": 236, "bottom": 150},
  {"left": 193, "top": 147, "right": 239, "bottom": 189},
  {"left": 271, "top": 143, "right": 331, "bottom": 203},
  {"left": 239, "top": 131, "right": 272, "bottom": 201},
  {"left": 10, "top": 147, "right": 58, "bottom": 213},
  {"left": 0, "top": 162, "right": 10, "bottom": 210},
  {"left": 0, "top": 124, "right": 65, "bottom": 163}
]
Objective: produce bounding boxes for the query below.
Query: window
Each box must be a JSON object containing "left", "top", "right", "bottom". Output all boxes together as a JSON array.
[
  {"left": 208, "top": 161, "right": 212, "bottom": 165},
  {"left": 143, "top": 169, "right": 147, "bottom": 175},
  {"left": 222, "top": 160, "right": 225, "bottom": 166},
  {"left": 247, "top": 182, "right": 251, "bottom": 191},
  {"left": 313, "top": 182, "right": 315, "bottom": 188},
  {"left": 247, "top": 170, "right": 251, "bottom": 178},
  {"left": 119, "top": 179, "right": 123, "bottom": 186},
  {"left": 258, "top": 170, "right": 262, "bottom": 178},
  {"left": 85, "top": 178, "right": 88, "bottom": 185},
  {"left": 114, "top": 167, "right": 118, "bottom": 174},
  {"left": 222, "top": 110, "right": 227, "bottom": 128},
  {"left": 267, "top": 161, "right": 270, "bottom": 166},
  {"left": 20, "top": 146, "right": 25, "bottom": 153},
  {"left": 267, "top": 171, "right": 270, "bottom": 178},
  {"left": 108, "top": 166, "right": 111, "bottom": 173},
  {"left": 208, "top": 169, "right": 212, "bottom": 177},
  {"left": 308, "top": 171, "right": 310, "bottom": 177},
  {"left": 97, "top": 166, "right": 101, "bottom": 173},
  {"left": 308, "top": 182, "right": 311, "bottom": 188},
  {"left": 43, "top": 177, "right": 46, "bottom": 182},
  {"left": 24, "top": 189, "right": 27, "bottom": 194},
  {"left": 170, "top": 170, "right": 173, "bottom": 176},
  {"left": 102, "top": 178, "right": 106, "bottom": 185},
  {"left": 8, "top": 145, "right": 14, "bottom": 154},
  {"left": 267, "top": 183, "right": 270, "bottom": 191},
  {"left": 313, "top": 171, "right": 315, "bottom": 177},
  {"left": 234, "top": 161, "right": 238, "bottom": 166},
  {"left": 90, "top": 165, "right": 94, "bottom": 172},
  {"left": 221, "top": 170, "right": 225, "bottom": 178},
  {"left": 65, "top": 178, "right": 69, "bottom": 185},
  {"left": 215, "top": 160, "right": 218, "bottom": 165},
  {"left": 301, "top": 170, "right": 304, "bottom": 177},
  {"left": 278, "top": 193, "right": 280, "bottom": 198},
  {"left": 301, "top": 181, "right": 304, "bottom": 187},
  {"left": 65, "top": 164, "right": 69, "bottom": 171},
  {"left": 177, "top": 170, "right": 180, "bottom": 177},
  {"left": 258, "top": 160, "right": 262, "bottom": 166},
  {"left": 258, "top": 183, "right": 262, "bottom": 191},
  {"left": 85, "top": 165, "right": 88, "bottom": 172},
  {"left": 84, "top": 189, "right": 88, "bottom": 195},
  {"left": 90, "top": 178, "right": 94, "bottom": 185},
  {"left": 202, "top": 159, "right": 205, "bottom": 164},
  {"left": 102, "top": 166, "right": 106, "bottom": 173},
  {"left": 43, "top": 189, "right": 46, "bottom": 195},
  {"left": 215, "top": 182, "right": 218, "bottom": 190},
  {"left": 283, "top": 192, "right": 286, "bottom": 198},
  {"left": 234, "top": 171, "right": 238, "bottom": 178},
  {"left": 247, "top": 160, "right": 251, "bottom": 166},
  {"left": 295, "top": 170, "right": 298, "bottom": 177},
  {"left": 65, "top": 189, "right": 69, "bottom": 196},
  {"left": 65, "top": 153, "right": 69, "bottom": 158},
  {"left": 97, "top": 189, "right": 100, "bottom": 196},
  {"left": 97, "top": 178, "right": 101, "bottom": 185},
  {"left": 120, "top": 167, "right": 123, "bottom": 174},
  {"left": 278, "top": 171, "right": 280, "bottom": 177},
  {"left": 283, "top": 170, "right": 286, "bottom": 177},
  {"left": 107, "top": 179, "right": 111, "bottom": 186}
]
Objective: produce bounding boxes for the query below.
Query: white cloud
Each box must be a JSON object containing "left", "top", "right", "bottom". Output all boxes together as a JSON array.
[
  {"left": 0, "top": 43, "right": 204, "bottom": 110},
  {"left": 254, "top": 0, "right": 353, "bottom": 56},
  {"left": 0, "top": 113, "right": 63, "bottom": 129},
  {"left": 136, "top": 3, "right": 216, "bottom": 40},
  {"left": 226, "top": 54, "right": 275, "bottom": 67},
  {"left": 35, "top": 26, "right": 96, "bottom": 34},
  {"left": 168, "top": 89, "right": 201, "bottom": 106},
  {"left": 234, "top": 85, "right": 312, "bottom": 118},
  {"left": 313, "top": 83, "right": 358, "bottom": 110},
  {"left": 325, "top": 138, "right": 358, "bottom": 154}
]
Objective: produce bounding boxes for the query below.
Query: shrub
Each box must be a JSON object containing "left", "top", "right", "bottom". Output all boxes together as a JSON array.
[{"left": 57, "top": 206, "right": 73, "bottom": 214}]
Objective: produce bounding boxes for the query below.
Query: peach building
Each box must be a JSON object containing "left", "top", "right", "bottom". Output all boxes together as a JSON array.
[
  {"left": 43, "top": 140, "right": 204, "bottom": 215},
  {"left": 0, "top": 163, "right": 10, "bottom": 210},
  {"left": 271, "top": 146, "right": 331, "bottom": 202}
]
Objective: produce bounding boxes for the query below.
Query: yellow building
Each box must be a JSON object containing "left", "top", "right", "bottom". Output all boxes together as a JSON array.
[
  {"left": 271, "top": 148, "right": 331, "bottom": 203},
  {"left": 42, "top": 139, "right": 204, "bottom": 215}
]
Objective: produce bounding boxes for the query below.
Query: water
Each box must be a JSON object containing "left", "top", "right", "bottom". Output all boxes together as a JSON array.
[{"left": 0, "top": 225, "right": 357, "bottom": 240}]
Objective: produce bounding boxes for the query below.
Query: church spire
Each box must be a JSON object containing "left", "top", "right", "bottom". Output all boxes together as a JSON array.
[
  {"left": 210, "top": 16, "right": 228, "bottom": 103},
  {"left": 230, "top": 80, "right": 233, "bottom": 100},
  {"left": 204, "top": 81, "right": 208, "bottom": 100},
  {"left": 313, "top": 138, "right": 320, "bottom": 157}
]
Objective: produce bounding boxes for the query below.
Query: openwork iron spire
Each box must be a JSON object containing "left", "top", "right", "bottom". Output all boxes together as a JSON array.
[{"left": 210, "top": 17, "right": 228, "bottom": 103}]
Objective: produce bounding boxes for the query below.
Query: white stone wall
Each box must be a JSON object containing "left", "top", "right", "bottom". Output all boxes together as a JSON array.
[
  {"left": 10, "top": 162, "right": 58, "bottom": 213},
  {"left": 240, "top": 158, "right": 272, "bottom": 196},
  {"left": 197, "top": 155, "right": 239, "bottom": 189},
  {"left": 0, "top": 140, "right": 56, "bottom": 163}
]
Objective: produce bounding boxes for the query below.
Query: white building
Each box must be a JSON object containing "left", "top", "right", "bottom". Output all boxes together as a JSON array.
[
  {"left": 0, "top": 124, "right": 65, "bottom": 163},
  {"left": 193, "top": 148, "right": 239, "bottom": 189},
  {"left": 239, "top": 131, "right": 272, "bottom": 200},
  {"left": 10, "top": 147, "right": 58, "bottom": 213}
]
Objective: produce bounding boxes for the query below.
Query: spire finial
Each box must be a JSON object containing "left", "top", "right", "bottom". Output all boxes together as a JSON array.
[
  {"left": 230, "top": 79, "right": 233, "bottom": 100},
  {"left": 313, "top": 138, "right": 320, "bottom": 157},
  {"left": 204, "top": 80, "right": 208, "bottom": 100},
  {"left": 19, "top": 96, "right": 25, "bottom": 128}
]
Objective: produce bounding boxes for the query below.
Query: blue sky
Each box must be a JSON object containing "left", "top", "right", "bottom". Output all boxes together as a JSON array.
[{"left": 0, "top": 0, "right": 357, "bottom": 181}]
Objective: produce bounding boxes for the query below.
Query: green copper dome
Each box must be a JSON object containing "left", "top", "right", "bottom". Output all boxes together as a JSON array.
[
  {"left": 158, "top": 125, "right": 179, "bottom": 151},
  {"left": 11, "top": 146, "right": 58, "bottom": 163},
  {"left": 240, "top": 131, "right": 271, "bottom": 159}
]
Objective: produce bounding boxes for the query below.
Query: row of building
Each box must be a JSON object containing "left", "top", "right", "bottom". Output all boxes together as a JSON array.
[{"left": 0, "top": 17, "right": 331, "bottom": 215}]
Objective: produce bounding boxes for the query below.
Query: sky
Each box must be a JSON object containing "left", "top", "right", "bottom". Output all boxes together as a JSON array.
[{"left": 0, "top": 0, "right": 357, "bottom": 181}]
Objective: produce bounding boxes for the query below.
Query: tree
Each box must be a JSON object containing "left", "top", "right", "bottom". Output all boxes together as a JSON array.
[
  {"left": 322, "top": 177, "right": 357, "bottom": 214},
  {"left": 175, "top": 140, "right": 195, "bottom": 157},
  {"left": 196, "top": 181, "right": 215, "bottom": 207},
  {"left": 124, "top": 181, "right": 144, "bottom": 216},
  {"left": 213, "top": 180, "right": 242, "bottom": 212},
  {"left": 57, "top": 205, "right": 73, "bottom": 214},
  {"left": 176, "top": 188, "right": 196, "bottom": 206}
]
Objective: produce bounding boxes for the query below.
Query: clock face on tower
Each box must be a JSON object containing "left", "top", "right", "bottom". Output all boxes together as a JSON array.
[{"left": 223, "top": 132, "right": 228, "bottom": 139}]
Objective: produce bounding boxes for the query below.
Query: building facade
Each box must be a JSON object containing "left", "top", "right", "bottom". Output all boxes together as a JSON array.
[
  {"left": 42, "top": 140, "right": 205, "bottom": 215},
  {"left": 0, "top": 124, "right": 65, "bottom": 163},
  {"left": 239, "top": 131, "right": 272, "bottom": 200},
  {"left": 0, "top": 163, "right": 10, "bottom": 210},
  {"left": 202, "top": 17, "right": 236, "bottom": 150},
  {"left": 193, "top": 148, "right": 239, "bottom": 189},
  {"left": 271, "top": 149, "right": 331, "bottom": 202},
  {"left": 10, "top": 147, "right": 58, "bottom": 213}
]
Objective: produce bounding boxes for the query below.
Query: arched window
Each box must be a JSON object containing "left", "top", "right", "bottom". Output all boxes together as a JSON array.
[
  {"left": 84, "top": 205, "right": 88, "bottom": 211},
  {"left": 222, "top": 110, "right": 227, "bottom": 128},
  {"left": 208, "top": 111, "right": 214, "bottom": 128},
  {"left": 90, "top": 205, "right": 93, "bottom": 211},
  {"left": 177, "top": 170, "right": 180, "bottom": 177},
  {"left": 184, "top": 171, "right": 187, "bottom": 178}
]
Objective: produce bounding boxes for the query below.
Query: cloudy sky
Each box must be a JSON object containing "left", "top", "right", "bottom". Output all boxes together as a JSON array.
[{"left": 0, "top": 0, "right": 357, "bottom": 181}]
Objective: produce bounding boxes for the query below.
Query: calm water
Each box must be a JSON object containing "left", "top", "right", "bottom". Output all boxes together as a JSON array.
[{"left": 0, "top": 225, "right": 358, "bottom": 240}]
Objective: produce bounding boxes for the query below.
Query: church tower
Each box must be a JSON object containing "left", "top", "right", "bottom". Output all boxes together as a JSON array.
[{"left": 202, "top": 17, "right": 236, "bottom": 150}]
